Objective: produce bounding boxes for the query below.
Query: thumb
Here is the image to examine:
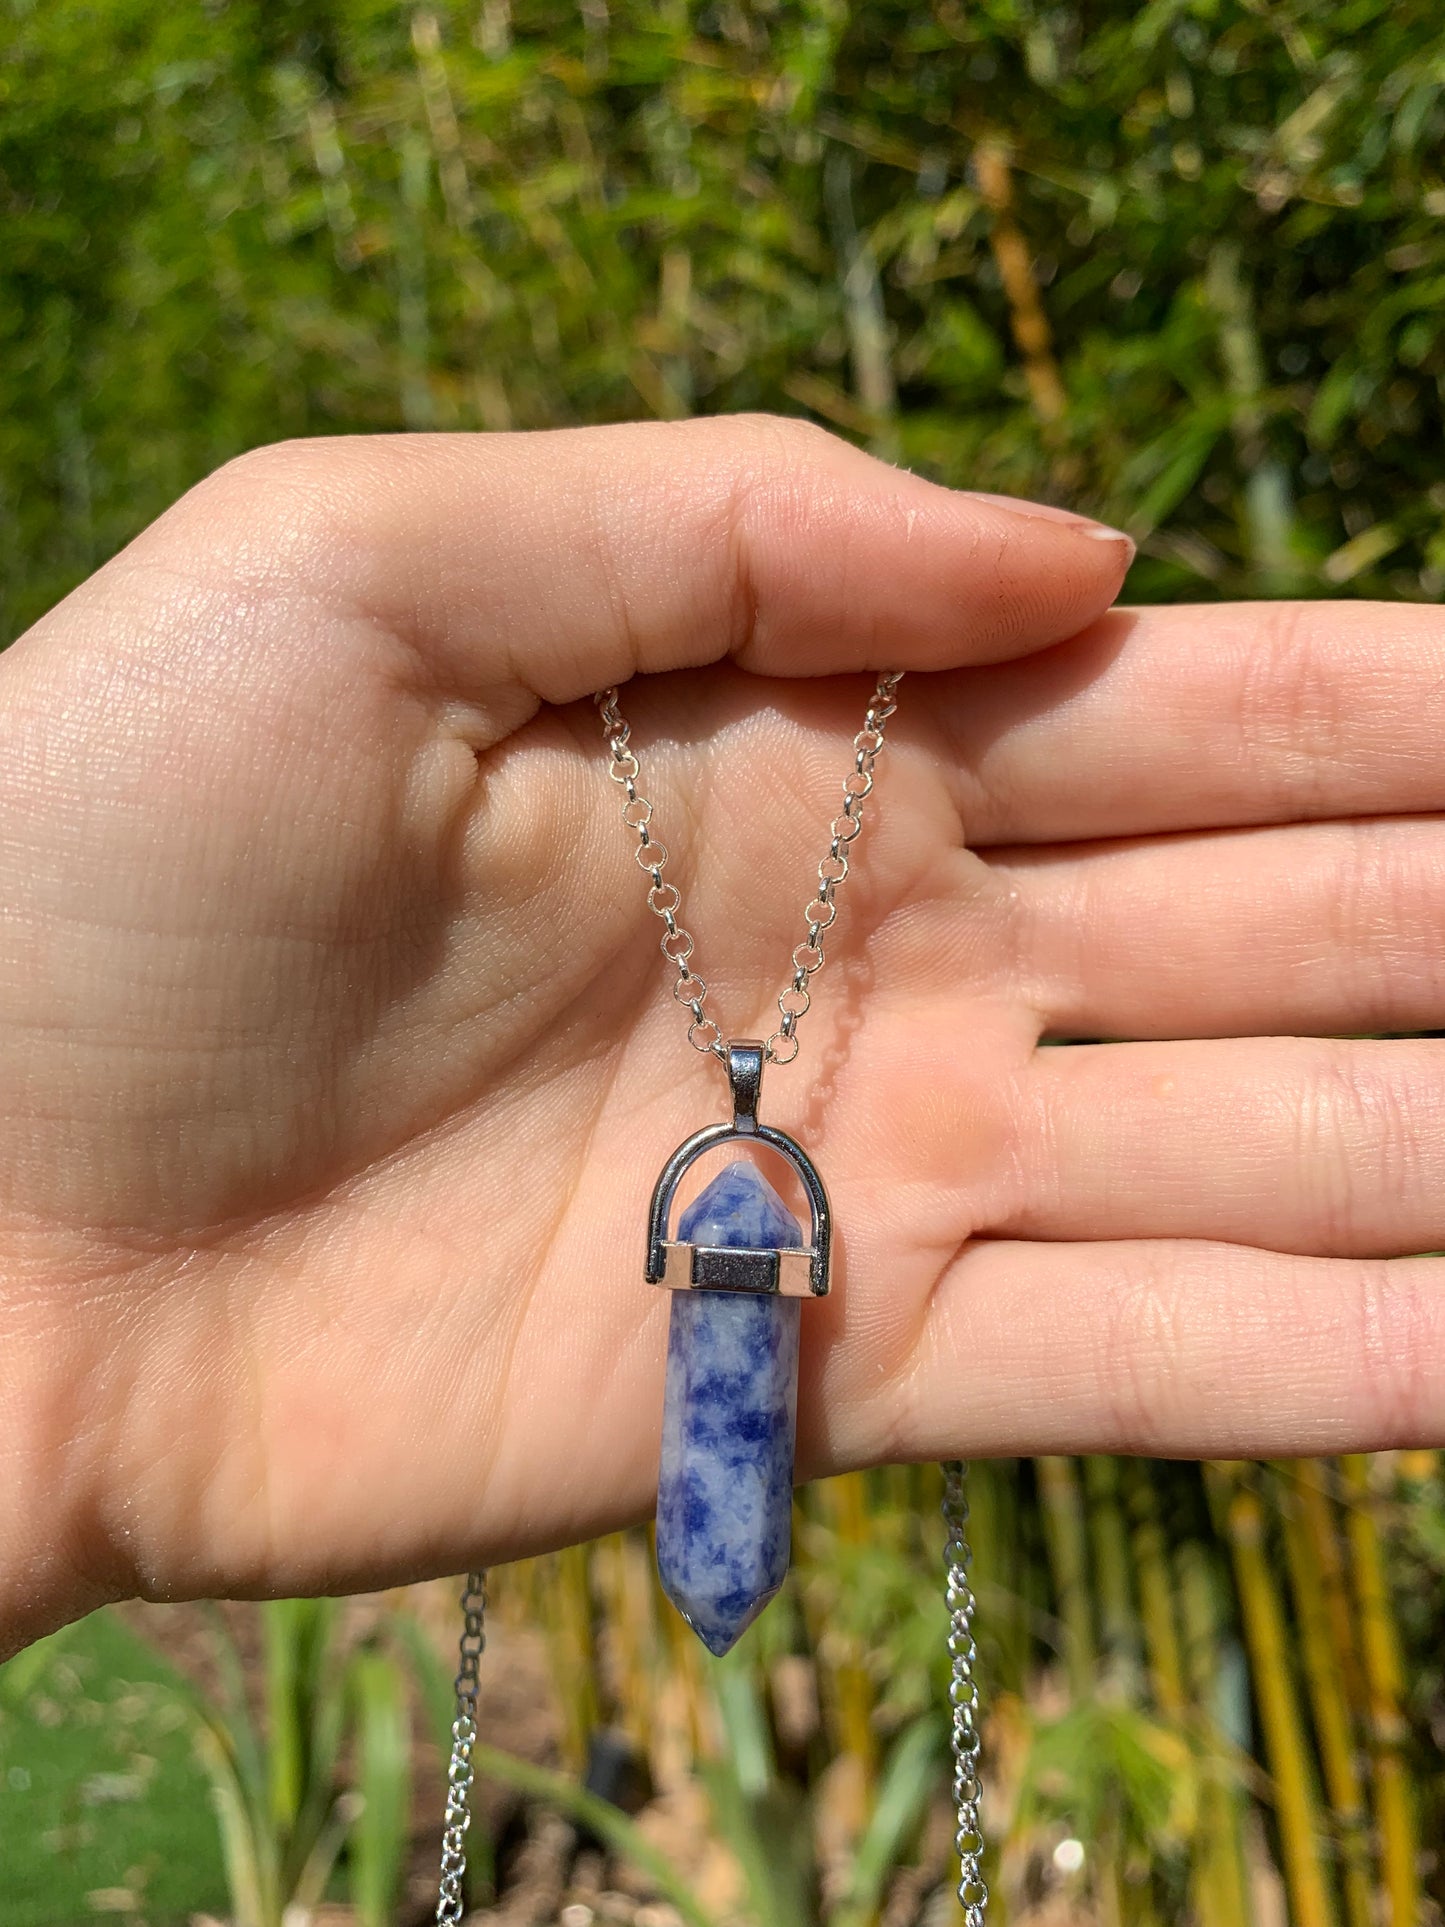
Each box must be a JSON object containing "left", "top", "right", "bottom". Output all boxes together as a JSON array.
[{"left": 126, "top": 414, "right": 1133, "bottom": 708}]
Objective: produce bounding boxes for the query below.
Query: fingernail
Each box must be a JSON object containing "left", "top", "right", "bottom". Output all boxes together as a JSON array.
[
  {"left": 1084, "top": 525, "right": 1137, "bottom": 565},
  {"left": 968, "top": 489, "right": 1135, "bottom": 558}
]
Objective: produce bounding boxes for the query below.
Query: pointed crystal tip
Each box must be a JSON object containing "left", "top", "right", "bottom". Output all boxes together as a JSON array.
[
  {"left": 674, "top": 1575, "right": 784, "bottom": 1657},
  {"left": 677, "top": 1158, "right": 805, "bottom": 1252}
]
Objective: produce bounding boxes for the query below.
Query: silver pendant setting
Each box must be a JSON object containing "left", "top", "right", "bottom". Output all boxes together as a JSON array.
[{"left": 645, "top": 1040, "right": 832, "bottom": 1298}]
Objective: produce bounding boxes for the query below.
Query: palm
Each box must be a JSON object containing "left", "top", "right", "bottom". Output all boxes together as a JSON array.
[{"left": 3, "top": 419, "right": 1440, "bottom": 1649}]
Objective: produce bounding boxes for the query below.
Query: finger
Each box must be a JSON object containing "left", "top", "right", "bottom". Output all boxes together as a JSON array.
[
  {"left": 105, "top": 417, "right": 1134, "bottom": 707},
  {"left": 865, "top": 1237, "right": 1445, "bottom": 1462},
  {"left": 999, "top": 1037, "right": 1445, "bottom": 1256},
  {"left": 936, "top": 600, "right": 1445, "bottom": 844},
  {"left": 999, "top": 816, "right": 1445, "bottom": 1040}
]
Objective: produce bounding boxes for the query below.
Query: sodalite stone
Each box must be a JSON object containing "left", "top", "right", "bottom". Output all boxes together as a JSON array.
[{"left": 656, "top": 1159, "right": 804, "bottom": 1656}]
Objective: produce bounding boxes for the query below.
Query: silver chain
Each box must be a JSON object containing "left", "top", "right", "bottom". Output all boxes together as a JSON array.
[
  {"left": 943, "top": 1463, "right": 988, "bottom": 1923},
  {"left": 435, "top": 1571, "right": 488, "bottom": 1925},
  {"left": 438, "top": 680, "right": 987, "bottom": 1921},
  {"left": 594, "top": 673, "right": 904, "bottom": 1065}
]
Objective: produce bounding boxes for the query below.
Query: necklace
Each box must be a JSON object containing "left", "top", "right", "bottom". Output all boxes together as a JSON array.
[{"left": 436, "top": 677, "right": 987, "bottom": 1924}]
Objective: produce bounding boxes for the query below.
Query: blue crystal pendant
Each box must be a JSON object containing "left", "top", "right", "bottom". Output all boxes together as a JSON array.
[
  {"left": 646, "top": 1043, "right": 831, "bottom": 1657},
  {"left": 657, "top": 1163, "right": 804, "bottom": 1654}
]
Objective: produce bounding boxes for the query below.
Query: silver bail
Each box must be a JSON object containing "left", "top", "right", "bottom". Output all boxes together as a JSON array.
[{"left": 726, "top": 1040, "right": 765, "bottom": 1136}]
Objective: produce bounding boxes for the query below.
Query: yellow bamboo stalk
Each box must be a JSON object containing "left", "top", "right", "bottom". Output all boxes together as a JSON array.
[
  {"left": 1340, "top": 1455, "right": 1420, "bottom": 1927},
  {"left": 648, "top": 1520, "right": 709, "bottom": 1769},
  {"left": 1176, "top": 1537, "right": 1254, "bottom": 1927},
  {"left": 1213, "top": 1466, "right": 1337, "bottom": 1927},
  {"left": 821, "top": 1473, "right": 880, "bottom": 1795},
  {"left": 972, "top": 139, "right": 1068, "bottom": 426},
  {"left": 548, "top": 1543, "right": 600, "bottom": 1769},
  {"left": 1034, "top": 1457, "right": 1094, "bottom": 1700},
  {"left": 1296, "top": 1461, "right": 1369, "bottom": 1727},
  {"left": 498, "top": 1553, "right": 541, "bottom": 1630},
  {"left": 1270, "top": 1464, "right": 1373, "bottom": 1927},
  {"left": 593, "top": 1531, "right": 656, "bottom": 1760},
  {"left": 1121, "top": 1461, "right": 1185, "bottom": 1720},
  {"left": 1095, "top": 1815, "right": 1127, "bottom": 1927}
]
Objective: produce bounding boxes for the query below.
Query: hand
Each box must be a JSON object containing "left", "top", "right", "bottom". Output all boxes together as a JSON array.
[{"left": 2, "top": 417, "right": 1438, "bottom": 1653}]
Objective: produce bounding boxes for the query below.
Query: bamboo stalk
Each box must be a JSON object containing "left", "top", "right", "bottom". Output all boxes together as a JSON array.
[
  {"left": 1204, "top": 239, "right": 1300, "bottom": 590},
  {"left": 1340, "top": 1455, "right": 1419, "bottom": 1927},
  {"left": 972, "top": 139, "right": 1067, "bottom": 427},
  {"left": 822, "top": 144, "right": 899, "bottom": 459},
  {"left": 538, "top": 1545, "right": 600, "bottom": 1770},
  {"left": 1212, "top": 1464, "right": 1337, "bottom": 1927},
  {"left": 593, "top": 1530, "right": 657, "bottom": 1761},
  {"left": 821, "top": 1473, "right": 880, "bottom": 1796},
  {"left": 396, "top": 128, "right": 434, "bottom": 430},
  {"left": 1177, "top": 1537, "right": 1254, "bottom": 1927},
  {"left": 1121, "top": 1461, "right": 1185, "bottom": 1720},
  {"left": 1296, "top": 1461, "right": 1368, "bottom": 1726},
  {"left": 650, "top": 1519, "right": 710, "bottom": 1771},
  {"left": 411, "top": 8, "right": 475, "bottom": 230},
  {"left": 1034, "top": 1457, "right": 1095, "bottom": 1699},
  {"left": 1082, "top": 1457, "right": 1141, "bottom": 1691},
  {"left": 996, "top": 1462, "right": 1032, "bottom": 1702},
  {"left": 657, "top": 245, "right": 695, "bottom": 418},
  {"left": 305, "top": 93, "right": 360, "bottom": 270},
  {"left": 1270, "top": 1463, "right": 1374, "bottom": 1927}
]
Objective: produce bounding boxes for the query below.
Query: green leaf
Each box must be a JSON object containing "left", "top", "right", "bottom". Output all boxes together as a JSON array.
[
  {"left": 348, "top": 1647, "right": 413, "bottom": 1927},
  {"left": 190, "top": 1710, "right": 282, "bottom": 1927},
  {"left": 828, "top": 1715, "right": 947, "bottom": 1927},
  {"left": 1125, "top": 412, "right": 1230, "bottom": 538},
  {"left": 700, "top": 1756, "right": 819, "bottom": 1927},
  {"left": 1307, "top": 356, "right": 1361, "bottom": 448},
  {"left": 714, "top": 1654, "right": 777, "bottom": 1799}
]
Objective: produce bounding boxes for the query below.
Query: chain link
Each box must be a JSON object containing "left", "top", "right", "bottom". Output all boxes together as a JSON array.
[
  {"left": 435, "top": 1571, "right": 488, "bottom": 1926},
  {"left": 594, "top": 673, "right": 904, "bottom": 1065},
  {"left": 943, "top": 1463, "right": 989, "bottom": 1924},
  {"left": 439, "top": 680, "right": 986, "bottom": 1924}
]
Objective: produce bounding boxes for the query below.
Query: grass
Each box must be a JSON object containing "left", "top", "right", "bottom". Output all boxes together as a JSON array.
[{"left": 0, "top": 1612, "right": 226, "bottom": 1926}]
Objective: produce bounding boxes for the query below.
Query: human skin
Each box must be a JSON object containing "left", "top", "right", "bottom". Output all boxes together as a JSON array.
[{"left": 2, "top": 414, "right": 1443, "bottom": 1658}]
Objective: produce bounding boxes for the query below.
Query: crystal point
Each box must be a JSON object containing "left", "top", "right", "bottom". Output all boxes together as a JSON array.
[{"left": 656, "top": 1160, "right": 804, "bottom": 1656}]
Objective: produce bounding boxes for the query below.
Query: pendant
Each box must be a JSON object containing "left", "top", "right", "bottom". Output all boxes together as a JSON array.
[{"left": 646, "top": 1041, "right": 831, "bottom": 1655}]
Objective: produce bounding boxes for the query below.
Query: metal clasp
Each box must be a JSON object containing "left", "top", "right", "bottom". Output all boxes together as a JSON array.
[{"left": 726, "top": 1039, "right": 765, "bottom": 1135}]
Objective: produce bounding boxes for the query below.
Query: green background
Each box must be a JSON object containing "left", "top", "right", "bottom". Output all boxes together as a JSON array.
[
  {"left": 3, "top": 0, "right": 1443, "bottom": 645},
  {"left": 0, "top": 1615, "right": 226, "bottom": 1923}
]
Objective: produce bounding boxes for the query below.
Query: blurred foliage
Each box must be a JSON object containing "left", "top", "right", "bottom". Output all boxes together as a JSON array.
[
  {"left": 3, "top": 1460, "right": 1440, "bottom": 1923},
  {"left": 189, "top": 1598, "right": 382, "bottom": 1927},
  {"left": 4, "top": 0, "right": 1445, "bottom": 638},
  {"left": 0, "top": 1610, "right": 226, "bottom": 1924},
  {"left": 501, "top": 1459, "right": 1443, "bottom": 1925}
]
